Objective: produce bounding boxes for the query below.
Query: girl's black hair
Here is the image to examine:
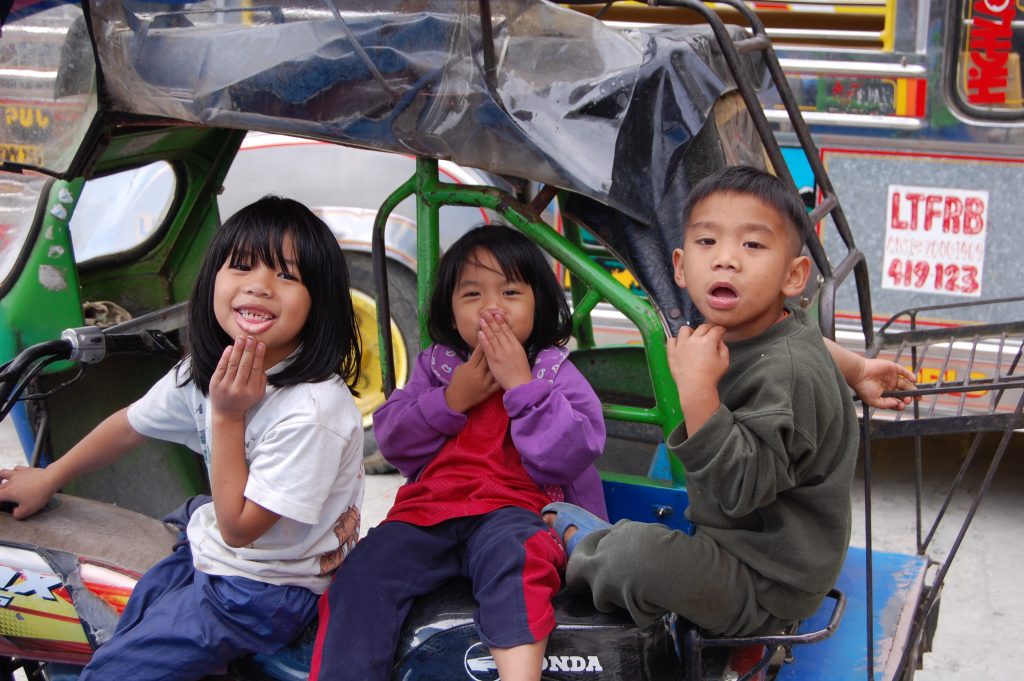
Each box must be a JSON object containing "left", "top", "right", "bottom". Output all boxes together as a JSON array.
[
  {"left": 184, "top": 195, "right": 362, "bottom": 394},
  {"left": 427, "top": 224, "right": 571, "bottom": 360}
]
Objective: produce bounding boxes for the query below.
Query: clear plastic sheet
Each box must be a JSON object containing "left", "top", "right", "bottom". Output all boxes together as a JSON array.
[
  {"left": 0, "top": 1, "right": 97, "bottom": 175},
  {"left": 89, "top": 0, "right": 762, "bottom": 226}
]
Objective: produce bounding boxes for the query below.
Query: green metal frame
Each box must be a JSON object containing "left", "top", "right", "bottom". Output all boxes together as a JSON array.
[{"left": 376, "top": 158, "right": 688, "bottom": 486}]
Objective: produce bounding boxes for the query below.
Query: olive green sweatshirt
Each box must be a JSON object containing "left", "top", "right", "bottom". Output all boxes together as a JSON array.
[{"left": 667, "top": 307, "right": 859, "bottom": 620}]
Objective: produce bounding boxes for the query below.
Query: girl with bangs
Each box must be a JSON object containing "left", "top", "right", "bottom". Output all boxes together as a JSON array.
[
  {"left": 312, "top": 224, "right": 607, "bottom": 681},
  {"left": 0, "top": 196, "right": 365, "bottom": 680}
]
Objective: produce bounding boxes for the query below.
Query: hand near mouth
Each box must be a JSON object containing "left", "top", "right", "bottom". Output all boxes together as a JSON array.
[
  {"left": 668, "top": 324, "right": 729, "bottom": 435},
  {"left": 445, "top": 345, "right": 498, "bottom": 413},
  {"left": 210, "top": 335, "right": 268, "bottom": 421},
  {"left": 477, "top": 310, "right": 531, "bottom": 390}
]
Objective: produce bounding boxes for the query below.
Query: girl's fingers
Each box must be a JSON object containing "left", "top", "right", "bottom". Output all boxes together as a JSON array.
[
  {"left": 236, "top": 336, "right": 256, "bottom": 378},
  {"left": 230, "top": 337, "right": 267, "bottom": 384},
  {"left": 211, "top": 345, "right": 234, "bottom": 386},
  {"left": 224, "top": 337, "right": 246, "bottom": 377},
  {"left": 480, "top": 311, "right": 508, "bottom": 345},
  {"left": 214, "top": 337, "right": 267, "bottom": 391},
  {"left": 250, "top": 341, "right": 266, "bottom": 380},
  {"left": 477, "top": 329, "right": 494, "bottom": 358},
  {"left": 493, "top": 315, "right": 517, "bottom": 348},
  {"left": 479, "top": 316, "right": 503, "bottom": 355},
  {"left": 468, "top": 344, "right": 486, "bottom": 366}
]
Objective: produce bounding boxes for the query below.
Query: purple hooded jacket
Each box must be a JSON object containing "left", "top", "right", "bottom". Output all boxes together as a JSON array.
[{"left": 372, "top": 344, "right": 608, "bottom": 519}]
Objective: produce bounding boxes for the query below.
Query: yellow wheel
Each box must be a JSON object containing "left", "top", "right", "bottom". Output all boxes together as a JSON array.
[
  {"left": 344, "top": 253, "right": 420, "bottom": 473},
  {"left": 350, "top": 288, "right": 408, "bottom": 428}
]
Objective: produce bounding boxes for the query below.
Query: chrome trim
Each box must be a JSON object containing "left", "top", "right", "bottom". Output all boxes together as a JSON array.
[
  {"left": 768, "top": 29, "right": 881, "bottom": 43},
  {"left": 765, "top": 109, "right": 924, "bottom": 130},
  {"left": 778, "top": 59, "right": 928, "bottom": 78}
]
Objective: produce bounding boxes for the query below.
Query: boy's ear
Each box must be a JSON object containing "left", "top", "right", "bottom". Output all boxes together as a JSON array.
[
  {"left": 672, "top": 248, "right": 686, "bottom": 289},
  {"left": 781, "top": 255, "right": 812, "bottom": 298}
]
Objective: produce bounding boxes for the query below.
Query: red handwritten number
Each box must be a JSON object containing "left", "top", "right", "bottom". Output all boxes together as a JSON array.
[
  {"left": 961, "top": 265, "right": 980, "bottom": 294},
  {"left": 912, "top": 260, "right": 929, "bottom": 288},
  {"left": 943, "top": 264, "right": 959, "bottom": 292},
  {"left": 887, "top": 259, "right": 902, "bottom": 287},
  {"left": 890, "top": 259, "right": 980, "bottom": 294}
]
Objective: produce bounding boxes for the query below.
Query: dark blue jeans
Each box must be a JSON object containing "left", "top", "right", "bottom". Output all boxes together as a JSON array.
[
  {"left": 80, "top": 498, "right": 318, "bottom": 681},
  {"left": 311, "top": 506, "right": 564, "bottom": 681}
]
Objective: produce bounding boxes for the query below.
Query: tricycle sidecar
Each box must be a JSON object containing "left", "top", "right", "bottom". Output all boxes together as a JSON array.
[{"left": 2, "top": 1, "right": 1021, "bottom": 680}]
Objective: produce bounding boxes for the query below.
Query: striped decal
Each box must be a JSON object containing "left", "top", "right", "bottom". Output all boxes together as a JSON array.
[
  {"left": 896, "top": 78, "right": 927, "bottom": 117},
  {"left": 12, "top": 637, "right": 93, "bottom": 656},
  {"left": 2, "top": 603, "right": 81, "bottom": 625}
]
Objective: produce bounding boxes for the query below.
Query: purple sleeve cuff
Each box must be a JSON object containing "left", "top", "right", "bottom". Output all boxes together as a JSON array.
[{"left": 502, "top": 378, "right": 553, "bottom": 417}]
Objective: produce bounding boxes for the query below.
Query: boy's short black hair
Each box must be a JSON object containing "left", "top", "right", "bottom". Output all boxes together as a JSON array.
[
  {"left": 427, "top": 224, "right": 571, "bottom": 360},
  {"left": 682, "top": 166, "right": 808, "bottom": 256},
  {"left": 185, "top": 195, "right": 362, "bottom": 395}
]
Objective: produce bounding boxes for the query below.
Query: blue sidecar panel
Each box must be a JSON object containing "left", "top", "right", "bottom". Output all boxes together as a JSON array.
[{"left": 777, "top": 547, "right": 929, "bottom": 681}]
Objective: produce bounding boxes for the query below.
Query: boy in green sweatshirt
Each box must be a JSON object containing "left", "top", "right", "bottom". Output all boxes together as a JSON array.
[{"left": 546, "top": 165, "right": 912, "bottom": 635}]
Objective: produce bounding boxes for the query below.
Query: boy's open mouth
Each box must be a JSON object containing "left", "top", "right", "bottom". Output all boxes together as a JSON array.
[{"left": 707, "top": 284, "right": 739, "bottom": 308}]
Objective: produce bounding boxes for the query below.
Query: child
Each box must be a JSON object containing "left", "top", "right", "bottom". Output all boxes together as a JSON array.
[
  {"left": 0, "top": 196, "right": 365, "bottom": 679},
  {"left": 310, "top": 224, "right": 606, "bottom": 681},
  {"left": 544, "top": 166, "right": 915, "bottom": 637}
]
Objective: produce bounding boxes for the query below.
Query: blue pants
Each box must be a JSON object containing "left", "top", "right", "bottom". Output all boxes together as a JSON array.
[
  {"left": 311, "top": 506, "right": 565, "bottom": 681},
  {"left": 80, "top": 517, "right": 318, "bottom": 680}
]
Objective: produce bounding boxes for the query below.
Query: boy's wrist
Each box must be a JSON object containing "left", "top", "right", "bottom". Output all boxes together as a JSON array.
[{"left": 675, "top": 377, "right": 719, "bottom": 400}]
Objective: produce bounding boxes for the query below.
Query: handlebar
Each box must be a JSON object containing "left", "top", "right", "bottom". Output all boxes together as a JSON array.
[
  {"left": 60, "top": 326, "right": 177, "bottom": 364},
  {"left": 0, "top": 326, "right": 179, "bottom": 421}
]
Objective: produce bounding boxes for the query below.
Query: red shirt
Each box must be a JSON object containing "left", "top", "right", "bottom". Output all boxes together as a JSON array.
[{"left": 385, "top": 392, "right": 553, "bottom": 526}]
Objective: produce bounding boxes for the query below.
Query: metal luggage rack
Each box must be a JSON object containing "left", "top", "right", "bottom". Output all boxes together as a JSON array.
[
  {"left": 865, "top": 296, "right": 1024, "bottom": 436},
  {"left": 859, "top": 294, "right": 1024, "bottom": 678}
]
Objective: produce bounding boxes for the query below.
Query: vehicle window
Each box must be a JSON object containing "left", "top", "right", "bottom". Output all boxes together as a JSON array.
[
  {"left": 69, "top": 162, "right": 176, "bottom": 263},
  {"left": 0, "top": 170, "right": 50, "bottom": 289},
  {"left": 952, "top": 0, "right": 1024, "bottom": 119}
]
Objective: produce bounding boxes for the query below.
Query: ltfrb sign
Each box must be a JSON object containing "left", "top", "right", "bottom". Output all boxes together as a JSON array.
[{"left": 882, "top": 185, "right": 989, "bottom": 297}]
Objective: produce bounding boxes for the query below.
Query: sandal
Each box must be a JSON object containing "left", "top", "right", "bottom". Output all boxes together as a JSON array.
[{"left": 543, "top": 502, "right": 612, "bottom": 557}]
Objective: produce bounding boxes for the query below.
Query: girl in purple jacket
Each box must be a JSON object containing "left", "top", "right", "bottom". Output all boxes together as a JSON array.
[{"left": 311, "top": 225, "right": 606, "bottom": 681}]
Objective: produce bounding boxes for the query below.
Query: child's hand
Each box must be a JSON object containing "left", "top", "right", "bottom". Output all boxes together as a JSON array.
[
  {"left": 667, "top": 324, "right": 729, "bottom": 394},
  {"left": 0, "top": 465, "right": 58, "bottom": 520},
  {"left": 852, "top": 357, "right": 917, "bottom": 411},
  {"left": 210, "top": 336, "right": 268, "bottom": 422},
  {"left": 445, "top": 345, "right": 498, "bottom": 413},
  {"left": 477, "top": 310, "right": 532, "bottom": 390},
  {"left": 668, "top": 324, "right": 728, "bottom": 436}
]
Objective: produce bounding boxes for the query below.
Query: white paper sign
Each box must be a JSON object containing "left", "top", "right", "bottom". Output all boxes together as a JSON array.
[{"left": 881, "top": 184, "right": 988, "bottom": 298}]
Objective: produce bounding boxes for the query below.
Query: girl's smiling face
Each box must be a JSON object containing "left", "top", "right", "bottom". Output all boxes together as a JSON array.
[
  {"left": 213, "top": 235, "right": 311, "bottom": 367},
  {"left": 451, "top": 248, "right": 536, "bottom": 350}
]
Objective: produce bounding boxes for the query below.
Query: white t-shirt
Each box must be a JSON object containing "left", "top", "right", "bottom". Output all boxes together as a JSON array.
[{"left": 126, "top": 359, "right": 364, "bottom": 594}]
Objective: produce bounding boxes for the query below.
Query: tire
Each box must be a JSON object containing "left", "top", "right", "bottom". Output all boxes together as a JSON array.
[{"left": 344, "top": 252, "right": 420, "bottom": 474}]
